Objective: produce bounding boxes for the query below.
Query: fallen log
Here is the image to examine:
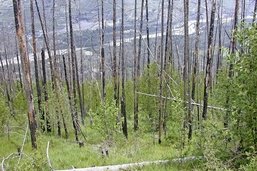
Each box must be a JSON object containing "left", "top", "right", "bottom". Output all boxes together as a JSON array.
[{"left": 55, "top": 156, "right": 203, "bottom": 171}]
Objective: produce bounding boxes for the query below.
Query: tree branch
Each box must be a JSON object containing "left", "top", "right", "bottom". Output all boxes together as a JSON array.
[
  {"left": 136, "top": 92, "right": 226, "bottom": 111},
  {"left": 46, "top": 141, "right": 53, "bottom": 171},
  {"left": 18, "top": 124, "right": 28, "bottom": 165},
  {"left": 1, "top": 153, "right": 16, "bottom": 171}
]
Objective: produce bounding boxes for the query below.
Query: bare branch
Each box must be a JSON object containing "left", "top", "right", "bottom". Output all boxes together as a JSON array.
[
  {"left": 46, "top": 141, "right": 53, "bottom": 171},
  {"left": 18, "top": 124, "right": 28, "bottom": 165},
  {"left": 1, "top": 153, "right": 16, "bottom": 171},
  {"left": 136, "top": 92, "right": 226, "bottom": 111}
]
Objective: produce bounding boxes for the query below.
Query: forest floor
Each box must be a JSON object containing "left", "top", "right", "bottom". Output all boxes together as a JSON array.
[{"left": 0, "top": 127, "right": 203, "bottom": 170}]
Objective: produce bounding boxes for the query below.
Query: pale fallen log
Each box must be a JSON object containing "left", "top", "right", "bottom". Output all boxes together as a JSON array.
[
  {"left": 55, "top": 156, "right": 202, "bottom": 171},
  {"left": 137, "top": 92, "right": 226, "bottom": 111}
]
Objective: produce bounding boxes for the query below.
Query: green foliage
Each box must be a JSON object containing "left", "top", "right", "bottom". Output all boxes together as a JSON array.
[
  {"left": 83, "top": 81, "right": 101, "bottom": 112},
  {"left": 0, "top": 134, "right": 48, "bottom": 171},
  {"left": 7, "top": 26, "right": 257, "bottom": 169},
  {"left": 205, "top": 24, "right": 257, "bottom": 169},
  {"left": 201, "top": 120, "right": 231, "bottom": 170},
  {"left": 12, "top": 90, "right": 28, "bottom": 126},
  {"left": 1, "top": 132, "right": 178, "bottom": 170},
  {"left": 89, "top": 99, "right": 120, "bottom": 140},
  {"left": 0, "top": 92, "right": 9, "bottom": 134},
  {"left": 229, "top": 25, "right": 257, "bottom": 151},
  {"left": 140, "top": 63, "right": 159, "bottom": 124},
  {"left": 13, "top": 90, "right": 27, "bottom": 114},
  {"left": 17, "top": 150, "right": 47, "bottom": 171},
  {"left": 240, "top": 156, "right": 257, "bottom": 171}
]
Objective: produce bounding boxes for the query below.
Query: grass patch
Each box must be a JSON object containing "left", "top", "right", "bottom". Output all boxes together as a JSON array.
[{"left": 1, "top": 130, "right": 180, "bottom": 170}]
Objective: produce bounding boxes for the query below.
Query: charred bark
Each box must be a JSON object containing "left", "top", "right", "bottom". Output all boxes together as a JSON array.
[{"left": 13, "top": 0, "right": 37, "bottom": 149}]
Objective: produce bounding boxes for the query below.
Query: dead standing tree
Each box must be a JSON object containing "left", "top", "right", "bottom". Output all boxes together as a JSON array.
[
  {"left": 224, "top": 0, "right": 239, "bottom": 128},
  {"left": 52, "top": 0, "right": 68, "bottom": 136},
  {"left": 134, "top": 0, "right": 145, "bottom": 131},
  {"left": 191, "top": 0, "right": 201, "bottom": 129},
  {"left": 158, "top": 0, "right": 164, "bottom": 144},
  {"left": 183, "top": 0, "right": 190, "bottom": 144},
  {"left": 121, "top": 0, "right": 128, "bottom": 139},
  {"left": 12, "top": 0, "right": 37, "bottom": 149},
  {"left": 30, "top": 0, "right": 43, "bottom": 132},
  {"left": 41, "top": 49, "right": 51, "bottom": 132},
  {"left": 112, "top": 0, "right": 118, "bottom": 107},
  {"left": 100, "top": 0, "right": 106, "bottom": 103},
  {"left": 133, "top": 0, "right": 138, "bottom": 131},
  {"left": 68, "top": 0, "right": 80, "bottom": 142},
  {"left": 163, "top": 0, "right": 173, "bottom": 138},
  {"left": 202, "top": 0, "right": 216, "bottom": 120},
  {"left": 35, "top": 0, "right": 52, "bottom": 132}
]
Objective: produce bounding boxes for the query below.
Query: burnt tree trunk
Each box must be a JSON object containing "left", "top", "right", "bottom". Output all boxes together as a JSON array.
[
  {"left": 224, "top": 0, "right": 239, "bottom": 128},
  {"left": 68, "top": 0, "right": 80, "bottom": 142},
  {"left": 134, "top": 0, "right": 144, "bottom": 131},
  {"left": 100, "top": 0, "right": 106, "bottom": 103},
  {"left": 202, "top": 0, "right": 216, "bottom": 120},
  {"left": 133, "top": 0, "right": 138, "bottom": 131},
  {"left": 13, "top": 0, "right": 37, "bottom": 149},
  {"left": 158, "top": 0, "right": 164, "bottom": 144},
  {"left": 30, "top": 0, "right": 42, "bottom": 132},
  {"left": 191, "top": 0, "right": 201, "bottom": 129},
  {"left": 112, "top": 0, "right": 118, "bottom": 107},
  {"left": 41, "top": 49, "right": 51, "bottom": 132},
  {"left": 121, "top": 0, "right": 128, "bottom": 139},
  {"left": 52, "top": 0, "right": 62, "bottom": 136},
  {"left": 35, "top": 0, "right": 54, "bottom": 82}
]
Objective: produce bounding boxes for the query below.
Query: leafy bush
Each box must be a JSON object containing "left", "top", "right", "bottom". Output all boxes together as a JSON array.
[{"left": 89, "top": 100, "right": 120, "bottom": 140}]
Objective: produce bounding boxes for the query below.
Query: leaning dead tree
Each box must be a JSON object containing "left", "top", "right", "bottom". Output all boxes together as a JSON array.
[
  {"left": 12, "top": 0, "right": 37, "bottom": 149},
  {"left": 35, "top": 0, "right": 52, "bottom": 132}
]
